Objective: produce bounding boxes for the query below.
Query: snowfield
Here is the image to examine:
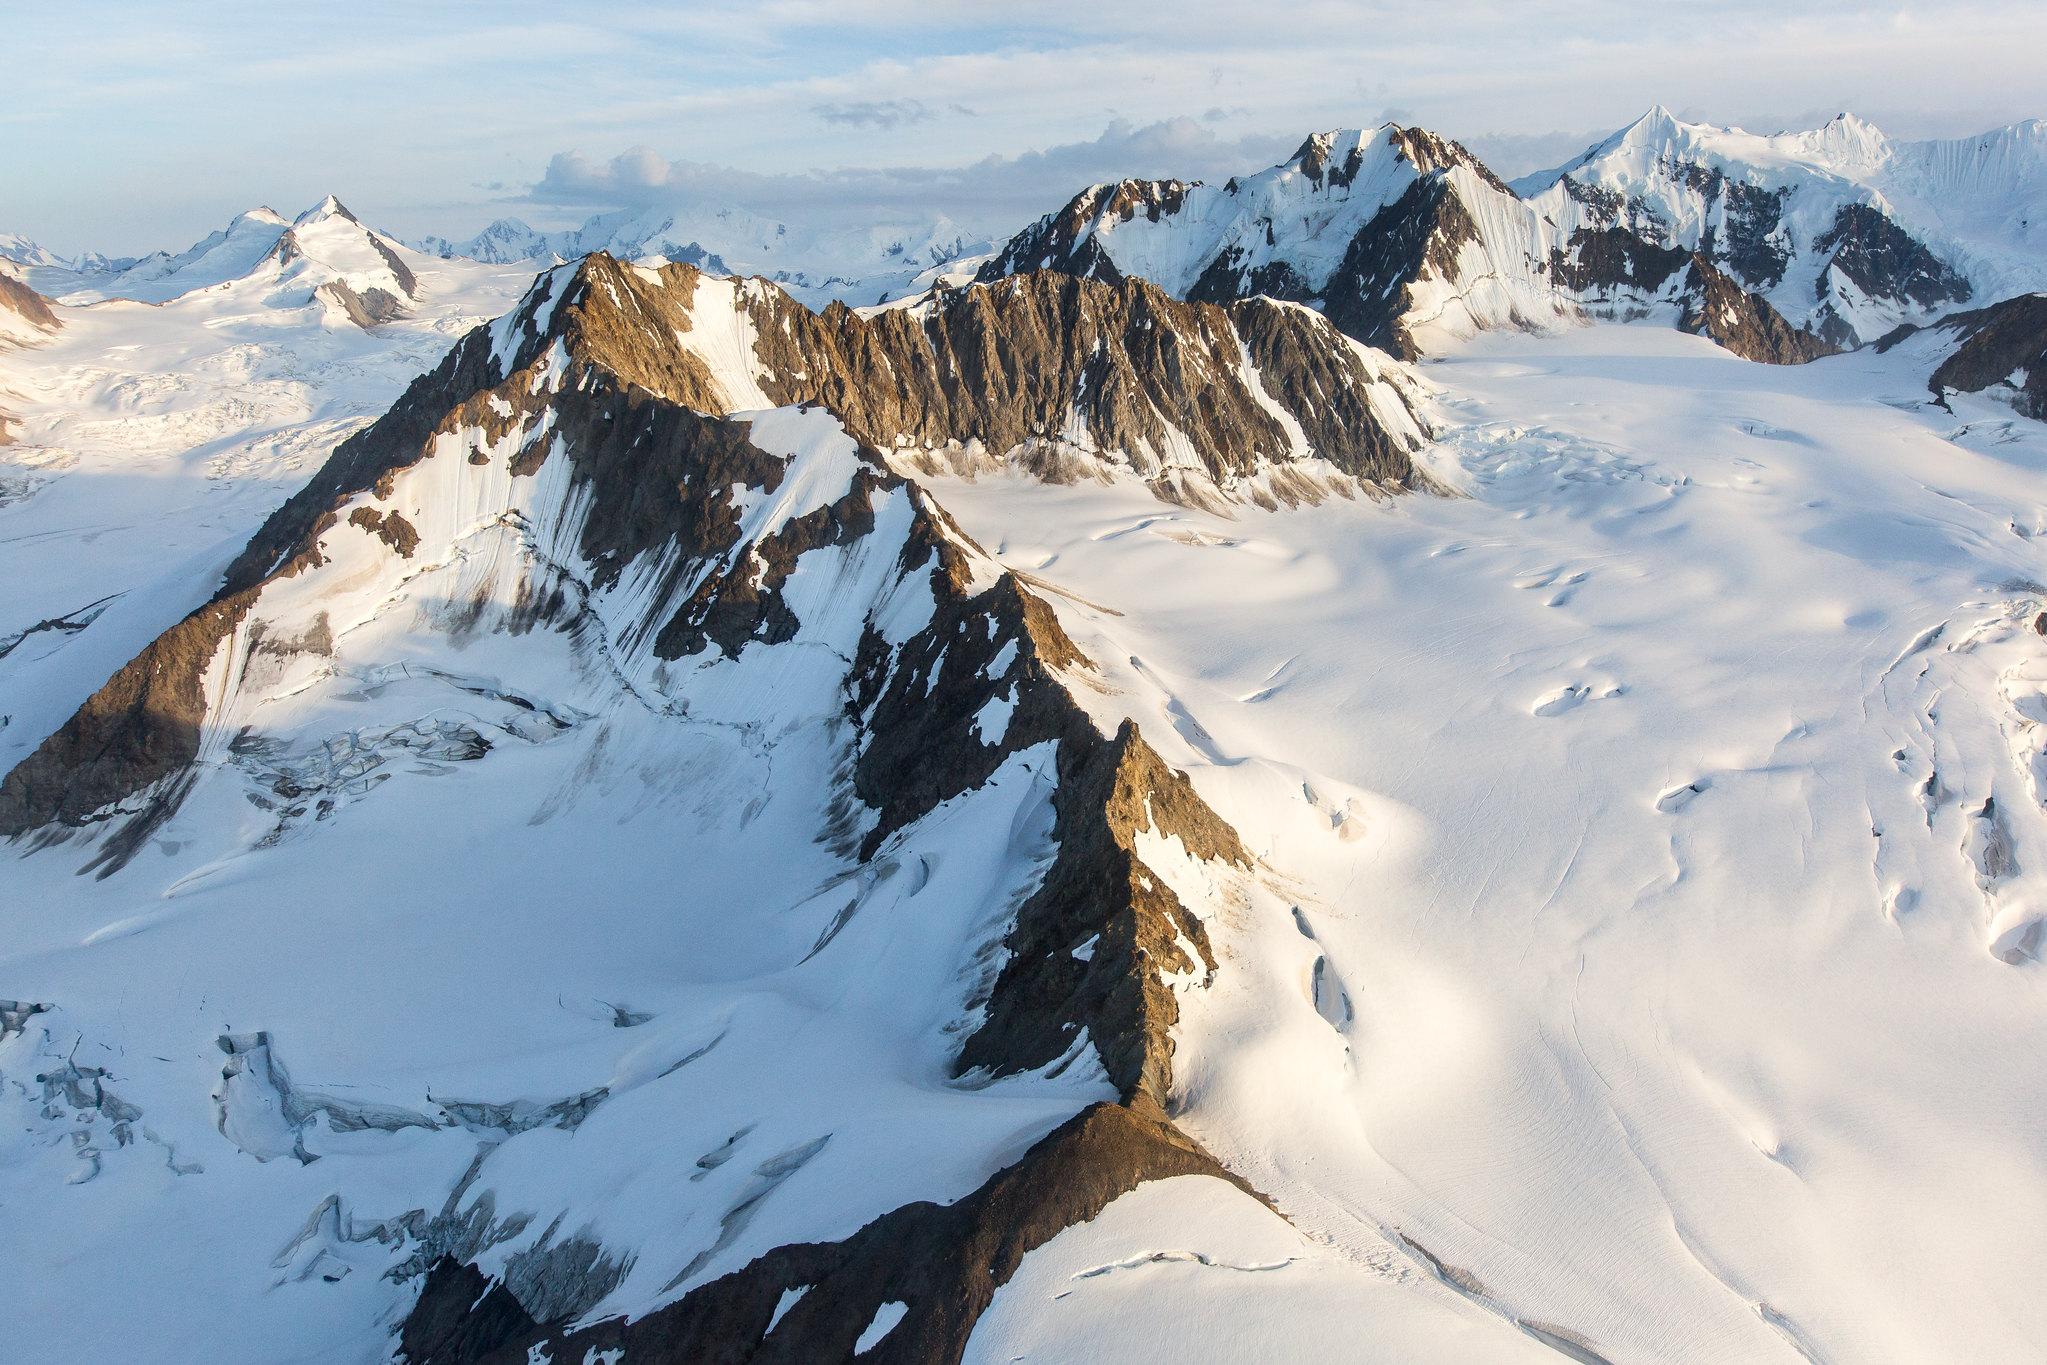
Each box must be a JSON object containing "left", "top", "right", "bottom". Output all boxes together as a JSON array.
[
  {"left": 925, "top": 322, "right": 2047, "bottom": 1363},
  {"left": 5, "top": 152, "right": 2047, "bottom": 1363}
]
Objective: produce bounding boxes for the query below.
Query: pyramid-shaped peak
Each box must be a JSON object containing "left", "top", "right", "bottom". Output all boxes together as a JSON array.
[
  {"left": 295, "top": 195, "right": 361, "bottom": 228},
  {"left": 1808, "top": 111, "right": 1891, "bottom": 160},
  {"left": 1614, "top": 105, "right": 1695, "bottom": 145}
]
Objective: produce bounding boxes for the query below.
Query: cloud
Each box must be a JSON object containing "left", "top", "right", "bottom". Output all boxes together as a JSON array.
[
  {"left": 526, "top": 116, "right": 1299, "bottom": 237},
  {"left": 813, "top": 99, "right": 940, "bottom": 129},
  {"left": 15, "top": 0, "right": 2046, "bottom": 254}
]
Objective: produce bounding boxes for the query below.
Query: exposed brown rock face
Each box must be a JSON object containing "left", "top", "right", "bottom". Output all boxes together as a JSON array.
[
  {"left": 0, "top": 273, "right": 59, "bottom": 332},
  {"left": 369, "top": 231, "right": 422, "bottom": 299},
  {"left": 1546, "top": 228, "right": 1835, "bottom": 363},
  {"left": 749, "top": 269, "right": 1424, "bottom": 487},
  {"left": 655, "top": 467, "right": 885, "bottom": 659},
  {"left": 479, "top": 255, "right": 1428, "bottom": 489},
  {"left": 348, "top": 506, "right": 420, "bottom": 557},
  {"left": 318, "top": 280, "right": 410, "bottom": 328},
  {"left": 0, "top": 274, "right": 58, "bottom": 439},
  {"left": 6, "top": 252, "right": 1348, "bottom": 873},
  {"left": 958, "top": 719, "right": 1250, "bottom": 1110},
  {"left": 1319, "top": 176, "right": 1486, "bottom": 359},
  {"left": 849, "top": 560, "right": 1095, "bottom": 854},
  {"left": 975, "top": 179, "right": 1192, "bottom": 284},
  {"left": 0, "top": 592, "right": 252, "bottom": 865},
  {"left": 1549, "top": 226, "right": 1692, "bottom": 297},
  {"left": 1816, "top": 204, "right": 1972, "bottom": 312},
  {"left": 1928, "top": 293, "right": 2047, "bottom": 417},
  {"left": 399, "top": 1100, "right": 1259, "bottom": 1365},
  {"left": 1677, "top": 257, "right": 1841, "bottom": 365}
]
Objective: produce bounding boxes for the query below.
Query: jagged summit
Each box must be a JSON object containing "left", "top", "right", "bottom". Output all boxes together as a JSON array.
[
  {"left": 980, "top": 117, "right": 1838, "bottom": 363},
  {"left": 294, "top": 194, "right": 360, "bottom": 227},
  {"left": 0, "top": 250, "right": 1428, "bottom": 849},
  {"left": 0, "top": 236, "right": 1304, "bottom": 1362},
  {"left": 489, "top": 253, "right": 1431, "bottom": 499},
  {"left": 980, "top": 107, "right": 2047, "bottom": 355}
]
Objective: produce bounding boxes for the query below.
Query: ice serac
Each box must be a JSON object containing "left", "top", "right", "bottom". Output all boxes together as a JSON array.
[{"left": 980, "top": 120, "right": 1838, "bottom": 364}]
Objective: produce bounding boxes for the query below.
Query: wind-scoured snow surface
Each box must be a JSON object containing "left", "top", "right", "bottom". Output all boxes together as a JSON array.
[
  {"left": 931, "top": 324, "right": 2047, "bottom": 1364},
  {"left": 6, "top": 186, "right": 2047, "bottom": 1364}
]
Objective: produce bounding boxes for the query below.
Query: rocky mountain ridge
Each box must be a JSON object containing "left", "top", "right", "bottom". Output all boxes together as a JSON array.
[
  {"left": 979, "top": 110, "right": 2047, "bottom": 361},
  {"left": 0, "top": 242, "right": 1308, "bottom": 1363},
  {"left": 0, "top": 251, "right": 1428, "bottom": 850}
]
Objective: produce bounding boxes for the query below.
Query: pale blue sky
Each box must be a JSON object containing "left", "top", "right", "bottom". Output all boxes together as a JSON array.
[{"left": 6, "top": 0, "right": 2044, "bottom": 255}]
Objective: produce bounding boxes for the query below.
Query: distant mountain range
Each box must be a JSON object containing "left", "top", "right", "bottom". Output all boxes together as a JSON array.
[
  {"left": 980, "top": 109, "right": 2047, "bottom": 353},
  {"left": 13, "top": 108, "right": 2039, "bottom": 348},
  {"left": 7, "top": 196, "right": 425, "bottom": 326}
]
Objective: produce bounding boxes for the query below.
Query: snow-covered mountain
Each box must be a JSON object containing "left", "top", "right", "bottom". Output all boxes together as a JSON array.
[
  {"left": 0, "top": 263, "right": 58, "bottom": 352},
  {"left": 0, "top": 254, "right": 1441, "bottom": 1361},
  {"left": 8, "top": 102, "right": 2047, "bottom": 1365},
  {"left": 977, "top": 122, "right": 1835, "bottom": 363},
  {"left": 2, "top": 230, "right": 152, "bottom": 275},
  {"left": 1519, "top": 108, "right": 2047, "bottom": 344},
  {"left": 0, "top": 232, "right": 76, "bottom": 271},
  {"left": 983, "top": 111, "right": 2047, "bottom": 356},
  {"left": 1880, "top": 289, "right": 2047, "bottom": 417},
  {"left": 417, "top": 205, "right": 991, "bottom": 309},
  {"left": 26, "top": 197, "right": 435, "bottom": 328}
]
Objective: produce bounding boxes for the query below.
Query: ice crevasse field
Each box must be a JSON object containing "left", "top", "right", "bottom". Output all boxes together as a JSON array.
[{"left": 3, "top": 226, "right": 2047, "bottom": 1364}]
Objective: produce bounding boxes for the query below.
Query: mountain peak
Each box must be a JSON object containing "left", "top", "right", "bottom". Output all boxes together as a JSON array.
[
  {"left": 294, "top": 195, "right": 360, "bottom": 228},
  {"left": 1806, "top": 110, "right": 1891, "bottom": 166},
  {"left": 1608, "top": 104, "right": 1697, "bottom": 153}
]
